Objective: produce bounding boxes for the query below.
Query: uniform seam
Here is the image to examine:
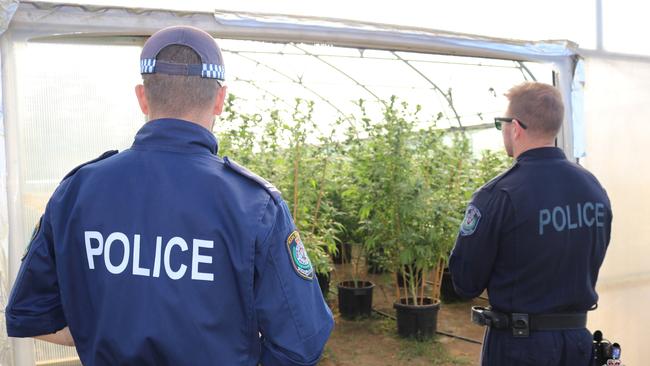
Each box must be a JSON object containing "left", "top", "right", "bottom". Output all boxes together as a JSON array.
[
  {"left": 267, "top": 250, "right": 305, "bottom": 340},
  {"left": 250, "top": 195, "right": 274, "bottom": 354},
  {"left": 130, "top": 145, "right": 217, "bottom": 155},
  {"left": 7, "top": 205, "right": 53, "bottom": 316},
  {"left": 256, "top": 196, "right": 275, "bottom": 247},
  {"left": 501, "top": 190, "right": 518, "bottom": 313}
]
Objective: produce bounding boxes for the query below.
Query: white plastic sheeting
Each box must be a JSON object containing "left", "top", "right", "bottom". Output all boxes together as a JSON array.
[
  {"left": 0, "top": 1, "right": 19, "bottom": 364},
  {"left": 0, "top": 0, "right": 18, "bottom": 36},
  {"left": 571, "top": 60, "right": 586, "bottom": 158},
  {"left": 582, "top": 54, "right": 650, "bottom": 366}
]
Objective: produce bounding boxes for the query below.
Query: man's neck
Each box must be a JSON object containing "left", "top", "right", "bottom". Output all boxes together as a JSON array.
[
  {"left": 513, "top": 141, "right": 556, "bottom": 159},
  {"left": 148, "top": 114, "right": 213, "bottom": 132}
]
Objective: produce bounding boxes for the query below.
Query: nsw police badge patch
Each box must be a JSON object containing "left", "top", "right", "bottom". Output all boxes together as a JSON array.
[
  {"left": 286, "top": 231, "right": 314, "bottom": 280},
  {"left": 460, "top": 204, "right": 481, "bottom": 236}
]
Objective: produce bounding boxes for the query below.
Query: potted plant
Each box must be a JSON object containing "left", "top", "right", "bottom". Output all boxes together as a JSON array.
[
  {"left": 349, "top": 98, "right": 435, "bottom": 332},
  {"left": 394, "top": 127, "right": 473, "bottom": 340},
  {"left": 218, "top": 97, "right": 341, "bottom": 301},
  {"left": 358, "top": 97, "right": 474, "bottom": 340},
  {"left": 331, "top": 106, "right": 378, "bottom": 320}
]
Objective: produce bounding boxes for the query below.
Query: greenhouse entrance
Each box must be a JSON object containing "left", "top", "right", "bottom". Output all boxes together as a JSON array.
[{"left": 1, "top": 2, "right": 589, "bottom": 365}]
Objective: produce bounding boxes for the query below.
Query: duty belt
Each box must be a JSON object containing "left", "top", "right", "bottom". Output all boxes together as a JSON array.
[{"left": 471, "top": 306, "right": 587, "bottom": 338}]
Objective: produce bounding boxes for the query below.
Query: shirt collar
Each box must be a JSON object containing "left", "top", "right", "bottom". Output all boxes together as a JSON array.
[
  {"left": 132, "top": 118, "right": 218, "bottom": 155},
  {"left": 517, "top": 146, "right": 566, "bottom": 161}
]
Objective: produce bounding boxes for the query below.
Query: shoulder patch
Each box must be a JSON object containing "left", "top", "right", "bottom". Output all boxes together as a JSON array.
[
  {"left": 286, "top": 231, "right": 313, "bottom": 280},
  {"left": 62, "top": 150, "right": 119, "bottom": 182},
  {"left": 480, "top": 161, "right": 519, "bottom": 192},
  {"left": 460, "top": 204, "right": 482, "bottom": 236},
  {"left": 223, "top": 157, "right": 281, "bottom": 202}
]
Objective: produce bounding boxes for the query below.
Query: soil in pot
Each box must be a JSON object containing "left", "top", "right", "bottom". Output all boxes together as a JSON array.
[
  {"left": 393, "top": 297, "right": 440, "bottom": 340},
  {"left": 337, "top": 280, "right": 374, "bottom": 319},
  {"left": 332, "top": 243, "right": 352, "bottom": 264}
]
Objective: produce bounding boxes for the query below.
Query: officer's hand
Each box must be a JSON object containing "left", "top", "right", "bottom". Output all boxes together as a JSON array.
[{"left": 35, "top": 326, "right": 75, "bottom": 347}]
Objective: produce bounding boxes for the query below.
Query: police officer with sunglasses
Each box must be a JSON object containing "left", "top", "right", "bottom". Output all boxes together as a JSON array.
[{"left": 450, "top": 82, "right": 612, "bottom": 365}]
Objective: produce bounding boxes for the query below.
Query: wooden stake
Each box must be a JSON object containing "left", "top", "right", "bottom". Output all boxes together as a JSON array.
[
  {"left": 431, "top": 257, "right": 445, "bottom": 301},
  {"left": 292, "top": 140, "right": 300, "bottom": 221},
  {"left": 401, "top": 268, "right": 409, "bottom": 305},
  {"left": 419, "top": 267, "right": 426, "bottom": 306},
  {"left": 395, "top": 270, "right": 401, "bottom": 304}
]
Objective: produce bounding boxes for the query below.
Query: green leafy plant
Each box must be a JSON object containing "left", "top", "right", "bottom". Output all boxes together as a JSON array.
[
  {"left": 217, "top": 96, "right": 341, "bottom": 276},
  {"left": 217, "top": 93, "right": 511, "bottom": 299}
]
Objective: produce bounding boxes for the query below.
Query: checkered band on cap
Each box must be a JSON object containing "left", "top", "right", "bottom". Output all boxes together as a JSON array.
[
  {"left": 201, "top": 64, "right": 225, "bottom": 80},
  {"left": 140, "top": 59, "right": 157, "bottom": 74},
  {"left": 140, "top": 26, "right": 225, "bottom": 81}
]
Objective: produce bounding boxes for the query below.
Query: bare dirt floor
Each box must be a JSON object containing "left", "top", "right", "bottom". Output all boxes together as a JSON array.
[{"left": 319, "top": 265, "right": 487, "bottom": 366}]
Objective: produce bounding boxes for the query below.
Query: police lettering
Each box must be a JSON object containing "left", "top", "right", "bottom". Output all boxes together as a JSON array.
[
  {"left": 539, "top": 202, "right": 606, "bottom": 235},
  {"left": 84, "top": 231, "right": 214, "bottom": 281}
]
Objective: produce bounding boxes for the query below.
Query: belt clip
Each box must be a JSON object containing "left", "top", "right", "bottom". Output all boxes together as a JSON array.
[{"left": 511, "top": 313, "right": 530, "bottom": 337}]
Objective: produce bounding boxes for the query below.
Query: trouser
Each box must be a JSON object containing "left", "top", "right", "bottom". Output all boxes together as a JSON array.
[{"left": 480, "top": 327, "right": 593, "bottom": 366}]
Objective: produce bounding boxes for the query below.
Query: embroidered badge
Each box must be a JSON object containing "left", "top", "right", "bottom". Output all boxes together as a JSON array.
[
  {"left": 286, "top": 231, "right": 314, "bottom": 280},
  {"left": 460, "top": 204, "right": 481, "bottom": 236}
]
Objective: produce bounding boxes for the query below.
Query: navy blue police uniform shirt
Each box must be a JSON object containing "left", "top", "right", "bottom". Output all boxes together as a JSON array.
[
  {"left": 5, "top": 118, "right": 334, "bottom": 366},
  {"left": 449, "top": 147, "right": 612, "bottom": 314}
]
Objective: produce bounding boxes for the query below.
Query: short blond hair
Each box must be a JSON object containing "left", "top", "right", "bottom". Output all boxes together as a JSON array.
[
  {"left": 505, "top": 82, "right": 564, "bottom": 138},
  {"left": 143, "top": 45, "right": 220, "bottom": 117}
]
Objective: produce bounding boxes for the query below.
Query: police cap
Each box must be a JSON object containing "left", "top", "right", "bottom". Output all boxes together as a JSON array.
[{"left": 140, "top": 25, "right": 225, "bottom": 81}]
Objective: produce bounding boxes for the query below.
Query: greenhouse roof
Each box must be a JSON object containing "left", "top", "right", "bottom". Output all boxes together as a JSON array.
[{"left": 3, "top": 1, "right": 583, "bottom": 155}]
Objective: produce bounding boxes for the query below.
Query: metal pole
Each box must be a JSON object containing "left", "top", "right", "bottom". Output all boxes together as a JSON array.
[{"left": 596, "top": 0, "right": 604, "bottom": 51}]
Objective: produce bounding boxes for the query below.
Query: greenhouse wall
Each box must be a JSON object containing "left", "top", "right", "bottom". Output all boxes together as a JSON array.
[{"left": 582, "top": 53, "right": 650, "bottom": 366}]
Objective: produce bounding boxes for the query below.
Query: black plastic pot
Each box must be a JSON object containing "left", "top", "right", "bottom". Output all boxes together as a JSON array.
[
  {"left": 316, "top": 272, "right": 331, "bottom": 300},
  {"left": 393, "top": 297, "right": 440, "bottom": 340},
  {"left": 332, "top": 243, "right": 352, "bottom": 264},
  {"left": 396, "top": 266, "right": 423, "bottom": 288},
  {"left": 337, "top": 280, "right": 374, "bottom": 319},
  {"left": 440, "top": 268, "right": 466, "bottom": 303}
]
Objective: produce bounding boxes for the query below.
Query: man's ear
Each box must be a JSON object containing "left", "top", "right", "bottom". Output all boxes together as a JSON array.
[
  {"left": 513, "top": 119, "right": 525, "bottom": 139},
  {"left": 213, "top": 86, "right": 228, "bottom": 116},
  {"left": 135, "top": 84, "right": 149, "bottom": 116}
]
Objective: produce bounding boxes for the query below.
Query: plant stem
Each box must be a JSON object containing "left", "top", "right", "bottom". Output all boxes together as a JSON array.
[
  {"left": 401, "top": 266, "right": 409, "bottom": 305},
  {"left": 354, "top": 244, "right": 363, "bottom": 286},
  {"left": 292, "top": 138, "right": 301, "bottom": 221},
  {"left": 395, "top": 272, "right": 401, "bottom": 303},
  {"left": 409, "top": 264, "right": 417, "bottom": 306},
  {"left": 311, "top": 157, "right": 329, "bottom": 234}
]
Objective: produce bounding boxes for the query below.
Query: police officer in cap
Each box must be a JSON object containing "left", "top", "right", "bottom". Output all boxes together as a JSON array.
[
  {"left": 5, "top": 25, "right": 334, "bottom": 366},
  {"left": 449, "top": 82, "right": 612, "bottom": 365}
]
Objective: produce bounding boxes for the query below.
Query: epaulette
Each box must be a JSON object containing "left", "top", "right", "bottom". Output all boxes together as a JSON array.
[
  {"left": 480, "top": 161, "right": 519, "bottom": 192},
  {"left": 223, "top": 156, "right": 282, "bottom": 203},
  {"left": 61, "top": 150, "right": 119, "bottom": 182}
]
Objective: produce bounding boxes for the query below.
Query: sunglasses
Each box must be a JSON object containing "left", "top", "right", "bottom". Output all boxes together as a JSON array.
[{"left": 494, "top": 117, "right": 528, "bottom": 130}]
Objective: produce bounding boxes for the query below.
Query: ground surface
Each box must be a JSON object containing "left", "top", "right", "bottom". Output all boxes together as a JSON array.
[{"left": 319, "top": 265, "right": 485, "bottom": 366}]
